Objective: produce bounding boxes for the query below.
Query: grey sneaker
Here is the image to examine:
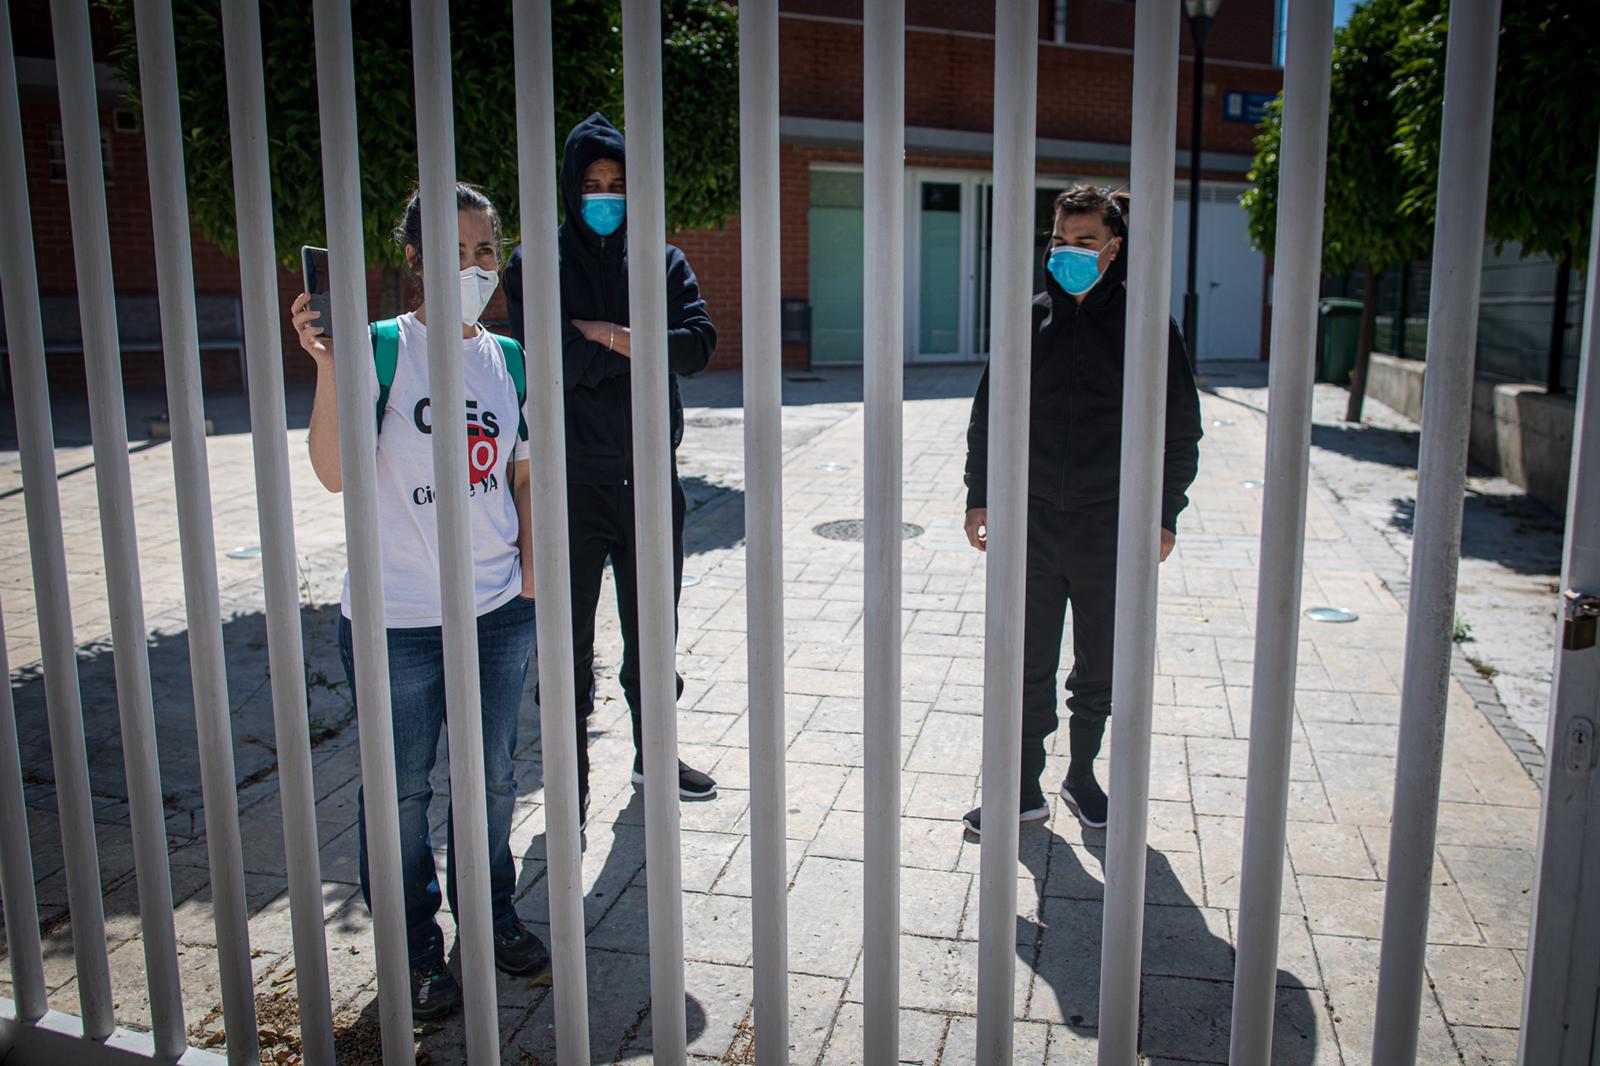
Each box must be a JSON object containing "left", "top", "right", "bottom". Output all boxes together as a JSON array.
[{"left": 410, "top": 959, "right": 462, "bottom": 1021}]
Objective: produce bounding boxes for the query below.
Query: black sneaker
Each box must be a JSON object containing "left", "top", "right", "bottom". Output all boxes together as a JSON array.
[
  {"left": 1060, "top": 774, "right": 1109, "bottom": 829},
  {"left": 961, "top": 797, "right": 1051, "bottom": 836},
  {"left": 578, "top": 789, "right": 591, "bottom": 834},
  {"left": 410, "top": 959, "right": 462, "bottom": 1021},
  {"left": 631, "top": 758, "right": 717, "bottom": 800},
  {"left": 493, "top": 920, "right": 553, "bottom": 978}
]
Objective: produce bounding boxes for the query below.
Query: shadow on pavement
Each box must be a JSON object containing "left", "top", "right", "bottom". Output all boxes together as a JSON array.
[
  {"left": 1387, "top": 491, "right": 1564, "bottom": 576},
  {"left": 679, "top": 364, "right": 985, "bottom": 409},
  {"left": 1019, "top": 832, "right": 1321, "bottom": 1064}
]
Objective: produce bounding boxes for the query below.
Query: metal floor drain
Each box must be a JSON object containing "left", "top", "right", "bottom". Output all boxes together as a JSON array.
[{"left": 812, "top": 519, "right": 925, "bottom": 542}]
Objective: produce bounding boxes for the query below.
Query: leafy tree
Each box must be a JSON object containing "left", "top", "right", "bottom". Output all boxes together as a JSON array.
[
  {"left": 1391, "top": 0, "right": 1600, "bottom": 390},
  {"left": 1241, "top": 0, "right": 1434, "bottom": 421},
  {"left": 102, "top": 0, "right": 739, "bottom": 310}
]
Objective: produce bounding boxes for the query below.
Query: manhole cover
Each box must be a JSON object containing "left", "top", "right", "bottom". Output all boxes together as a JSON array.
[
  {"left": 1240, "top": 479, "right": 1265, "bottom": 489},
  {"left": 687, "top": 415, "right": 741, "bottom": 429},
  {"left": 812, "top": 520, "right": 924, "bottom": 542},
  {"left": 681, "top": 574, "right": 702, "bottom": 589},
  {"left": 1212, "top": 418, "right": 1235, "bottom": 427},
  {"left": 226, "top": 546, "right": 262, "bottom": 559},
  {"left": 1305, "top": 606, "right": 1359, "bottom": 623},
  {"left": 817, "top": 462, "right": 848, "bottom": 472}
]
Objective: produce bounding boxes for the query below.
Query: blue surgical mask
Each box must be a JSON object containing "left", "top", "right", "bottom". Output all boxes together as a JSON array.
[
  {"left": 581, "top": 193, "right": 626, "bottom": 237},
  {"left": 1047, "top": 244, "right": 1104, "bottom": 296}
]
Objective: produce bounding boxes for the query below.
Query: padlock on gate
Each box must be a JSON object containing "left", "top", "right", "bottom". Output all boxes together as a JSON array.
[{"left": 1563, "top": 589, "right": 1600, "bottom": 651}]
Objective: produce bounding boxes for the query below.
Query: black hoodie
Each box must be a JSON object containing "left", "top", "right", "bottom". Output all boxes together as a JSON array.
[
  {"left": 963, "top": 248, "right": 1203, "bottom": 532},
  {"left": 504, "top": 112, "right": 716, "bottom": 486}
]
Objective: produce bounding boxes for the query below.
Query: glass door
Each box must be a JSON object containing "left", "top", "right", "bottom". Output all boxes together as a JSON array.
[{"left": 910, "top": 179, "right": 967, "bottom": 361}]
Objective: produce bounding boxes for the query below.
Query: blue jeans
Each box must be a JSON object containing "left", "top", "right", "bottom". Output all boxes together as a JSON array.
[{"left": 340, "top": 593, "right": 536, "bottom": 968}]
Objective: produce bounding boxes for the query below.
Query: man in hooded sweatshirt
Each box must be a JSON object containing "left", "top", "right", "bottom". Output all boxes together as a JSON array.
[
  {"left": 505, "top": 112, "right": 718, "bottom": 826},
  {"left": 960, "top": 184, "right": 1202, "bottom": 837}
]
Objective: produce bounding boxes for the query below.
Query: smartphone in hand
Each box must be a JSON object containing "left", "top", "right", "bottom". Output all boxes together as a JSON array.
[{"left": 301, "top": 245, "right": 332, "bottom": 339}]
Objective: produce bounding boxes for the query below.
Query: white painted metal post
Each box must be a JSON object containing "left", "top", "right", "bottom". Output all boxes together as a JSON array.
[
  {"left": 1227, "top": 2, "right": 1334, "bottom": 1062},
  {"left": 0, "top": 6, "right": 69, "bottom": 1029},
  {"left": 1518, "top": 125, "right": 1600, "bottom": 1066},
  {"left": 621, "top": 4, "right": 689, "bottom": 1061},
  {"left": 510, "top": 2, "right": 591, "bottom": 1062},
  {"left": 219, "top": 1, "right": 335, "bottom": 1057},
  {"left": 409, "top": 4, "right": 500, "bottom": 1057},
  {"left": 975, "top": 1, "right": 1038, "bottom": 1062},
  {"left": 1096, "top": 2, "right": 1180, "bottom": 1062},
  {"left": 1369, "top": 3, "right": 1500, "bottom": 1061},
  {"left": 49, "top": 0, "right": 168, "bottom": 1043},
  {"left": 862, "top": 1, "right": 905, "bottom": 1061},
  {"left": 0, "top": 597, "right": 45, "bottom": 1023},
  {"left": 739, "top": 1, "right": 791, "bottom": 1061},
  {"left": 131, "top": 3, "right": 261, "bottom": 1056},
  {"left": 311, "top": 0, "right": 415, "bottom": 1056}
]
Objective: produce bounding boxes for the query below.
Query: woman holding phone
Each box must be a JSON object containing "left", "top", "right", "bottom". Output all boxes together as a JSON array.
[{"left": 290, "top": 182, "right": 548, "bottom": 1021}]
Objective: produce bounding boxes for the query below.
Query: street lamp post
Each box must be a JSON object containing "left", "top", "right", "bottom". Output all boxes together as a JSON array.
[{"left": 1183, "top": 0, "right": 1223, "bottom": 360}]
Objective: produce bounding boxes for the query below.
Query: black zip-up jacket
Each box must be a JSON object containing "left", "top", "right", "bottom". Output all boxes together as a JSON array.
[
  {"left": 964, "top": 250, "right": 1203, "bottom": 532},
  {"left": 504, "top": 112, "right": 716, "bottom": 486}
]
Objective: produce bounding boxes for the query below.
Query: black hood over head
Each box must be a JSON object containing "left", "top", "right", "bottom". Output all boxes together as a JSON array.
[{"left": 560, "top": 112, "right": 628, "bottom": 256}]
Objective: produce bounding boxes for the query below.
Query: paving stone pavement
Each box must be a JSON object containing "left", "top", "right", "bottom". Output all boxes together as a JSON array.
[{"left": 0, "top": 363, "right": 1543, "bottom": 1064}]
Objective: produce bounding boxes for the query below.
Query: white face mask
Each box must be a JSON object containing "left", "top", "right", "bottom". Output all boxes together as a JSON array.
[{"left": 459, "top": 265, "right": 499, "bottom": 325}]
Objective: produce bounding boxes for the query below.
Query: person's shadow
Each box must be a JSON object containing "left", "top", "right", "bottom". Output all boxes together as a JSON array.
[
  {"left": 511, "top": 790, "right": 708, "bottom": 1062},
  {"left": 1017, "top": 831, "right": 1320, "bottom": 1064}
]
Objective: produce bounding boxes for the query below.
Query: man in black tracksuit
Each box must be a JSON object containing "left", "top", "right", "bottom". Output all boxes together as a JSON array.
[
  {"left": 505, "top": 112, "right": 718, "bottom": 824},
  {"left": 961, "top": 185, "right": 1202, "bottom": 836}
]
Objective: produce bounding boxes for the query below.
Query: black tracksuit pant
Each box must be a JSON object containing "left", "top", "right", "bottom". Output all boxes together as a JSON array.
[
  {"left": 567, "top": 477, "right": 687, "bottom": 796},
  {"left": 1021, "top": 499, "right": 1118, "bottom": 803}
]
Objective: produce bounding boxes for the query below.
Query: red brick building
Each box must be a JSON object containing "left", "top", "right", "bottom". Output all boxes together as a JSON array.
[{"left": 3, "top": 1, "right": 1282, "bottom": 396}]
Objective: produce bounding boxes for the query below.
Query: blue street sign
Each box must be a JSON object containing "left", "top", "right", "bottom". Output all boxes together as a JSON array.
[{"left": 1224, "top": 90, "right": 1278, "bottom": 124}]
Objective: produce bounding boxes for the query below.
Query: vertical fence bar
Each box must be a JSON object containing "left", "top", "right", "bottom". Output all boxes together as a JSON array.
[
  {"left": 738, "top": 0, "right": 791, "bottom": 1061},
  {"left": 311, "top": 0, "right": 415, "bottom": 1056},
  {"left": 1370, "top": 1, "right": 1501, "bottom": 1060},
  {"left": 0, "top": 7, "right": 61, "bottom": 1027},
  {"left": 862, "top": 0, "right": 905, "bottom": 1060},
  {"left": 49, "top": 0, "right": 160, "bottom": 1040},
  {"left": 1226, "top": 1, "right": 1335, "bottom": 1061},
  {"left": 219, "top": 0, "right": 336, "bottom": 1056},
  {"left": 1517, "top": 125, "right": 1600, "bottom": 1066},
  {"left": 621, "top": 4, "right": 689, "bottom": 1061},
  {"left": 510, "top": 2, "right": 591, "bottom": 1062},
  {"left": 1095, "top": 2, "right": 1180, "bottom": 1062},
  {"left": 409, "top": 3, "right": 500, "bottom": 1057},
  {"left": 975, "top": 1, "right": 1038, "bottom": 1062},
  {"left": 131, "top": 2, "right": 261, "bottom": 1055},
  {"left": 0, "top": 597, "right": 45, "bottom": 1022}
]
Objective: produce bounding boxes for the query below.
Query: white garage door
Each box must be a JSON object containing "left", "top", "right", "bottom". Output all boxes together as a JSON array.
[{"left": 1170, "top": 184, "right": 1266, "bottom": 362}]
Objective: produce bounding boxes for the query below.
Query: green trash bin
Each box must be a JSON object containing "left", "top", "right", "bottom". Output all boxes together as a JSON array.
[{"left": 1317, "top": 298, "right": 1364, "bottom": 385}]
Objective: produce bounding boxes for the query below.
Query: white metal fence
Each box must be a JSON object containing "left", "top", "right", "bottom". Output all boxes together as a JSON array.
[{"left": 0, "top": 0, "right": 1596, "bottom": 1064}]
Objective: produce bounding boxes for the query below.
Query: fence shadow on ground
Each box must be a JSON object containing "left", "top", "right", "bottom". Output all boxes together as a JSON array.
[{"left": 1018, "top": 832, "right": 1322, "bottom": 1064}]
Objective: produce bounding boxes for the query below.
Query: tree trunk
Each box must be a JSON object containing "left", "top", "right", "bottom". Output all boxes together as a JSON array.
[
  {"left": 1344, "top": 262, "right": 1380, "bottom": 423},
  {"left": 1547, "top": 257, "right": 1571, "bottom": 394}
]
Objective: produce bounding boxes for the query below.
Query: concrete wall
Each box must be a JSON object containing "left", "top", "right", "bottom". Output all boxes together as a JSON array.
[{"left": 1364, "top": 352, "right": 1576, "bottom": 513}]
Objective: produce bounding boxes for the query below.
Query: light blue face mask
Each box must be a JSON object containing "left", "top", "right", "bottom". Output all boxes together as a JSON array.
[
  {"left": 1047, "top": 244, "right": 1105, "bottom": 296},
  {"left": 581, "top": 193, "right": 626, "bottom": 237}
]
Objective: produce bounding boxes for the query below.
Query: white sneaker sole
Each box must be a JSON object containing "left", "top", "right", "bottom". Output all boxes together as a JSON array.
[
  {"left": 1059, "top": 783, "right": 1108, "bottom": 829},
  {"left": 962, "top": 804, "right": 1050, "bottom": 836},
  {"left": 631, "top": 770, "right": 717, "bottom": 800}
]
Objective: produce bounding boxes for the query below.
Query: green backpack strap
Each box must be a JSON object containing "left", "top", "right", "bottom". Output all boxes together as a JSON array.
[
  {"left": 487, "top": 331, "right": 528, "bottom": 445},
  {"left": 370, "top": 318, "right": 402, "bottom": 434}
]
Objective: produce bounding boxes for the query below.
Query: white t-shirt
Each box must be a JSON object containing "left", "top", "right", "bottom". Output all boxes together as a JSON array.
[{"left": 339, "top": 312, "right": 530, "bottom": 628}]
